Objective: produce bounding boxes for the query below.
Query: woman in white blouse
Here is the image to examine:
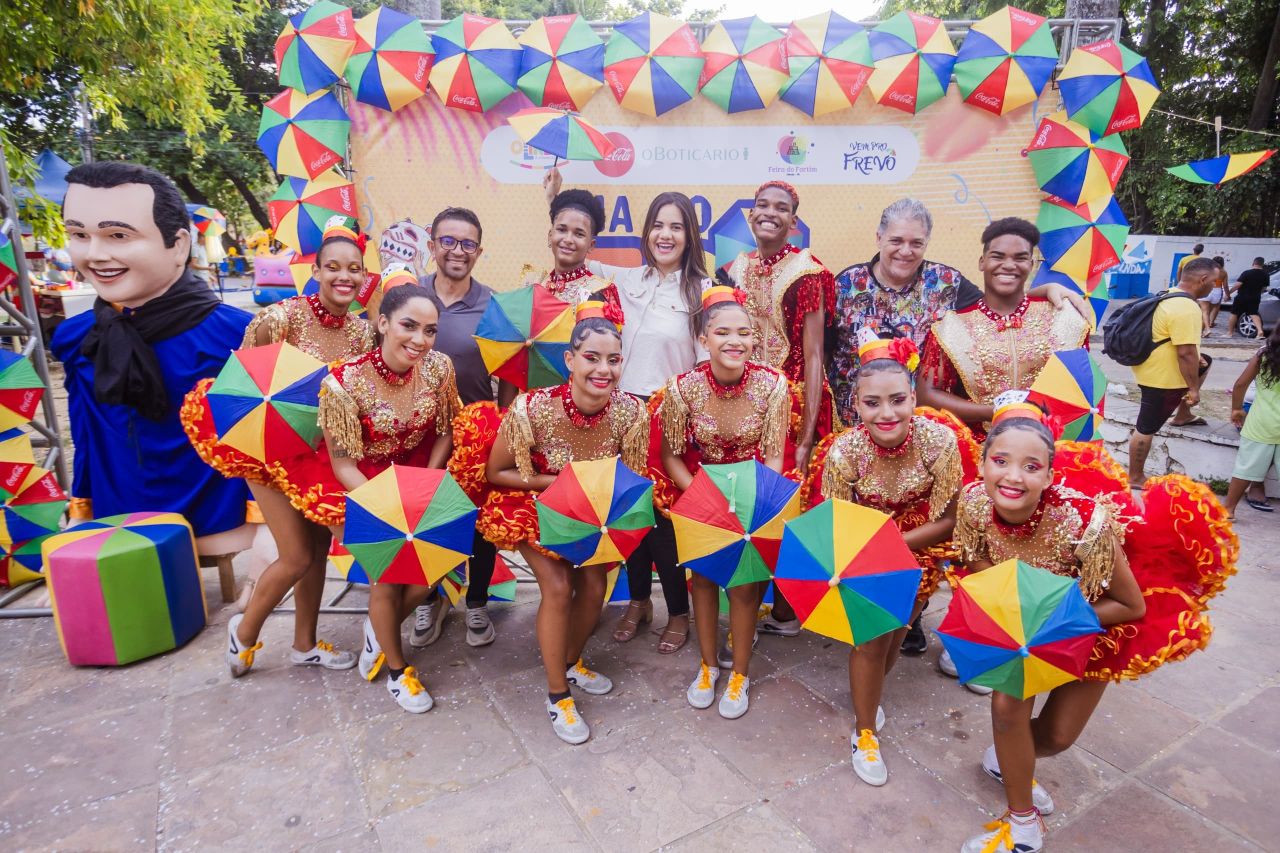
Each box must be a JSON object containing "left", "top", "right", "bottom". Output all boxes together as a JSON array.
[{"left": 545, "top": 170, "right": 707, "bottom": 653}]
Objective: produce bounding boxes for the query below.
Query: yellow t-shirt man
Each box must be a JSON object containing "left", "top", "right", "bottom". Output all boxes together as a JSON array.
[{"left": 1132, "top": 292, "right": 1202, "bottom": 389}]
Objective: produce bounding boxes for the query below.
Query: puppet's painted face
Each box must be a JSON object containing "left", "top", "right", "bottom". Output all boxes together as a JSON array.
[
  {"left": 63, "top": 183, "right": 190, "bottom": 308},
  {"left": 379, "top": 219, "right": 432, "bottom": 277}
]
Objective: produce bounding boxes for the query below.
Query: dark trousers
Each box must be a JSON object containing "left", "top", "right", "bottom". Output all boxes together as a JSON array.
[
  {"left": 623, "top": 515, "right": 689, "bottom": 617},
  {"left": 465, "top": 529, "right": 499, "bottom": 608}
]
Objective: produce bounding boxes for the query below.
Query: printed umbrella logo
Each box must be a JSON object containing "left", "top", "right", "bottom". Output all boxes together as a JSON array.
[
  {"left": 594, "top": 131, "right": 636, "bottom": 178},
  {"left": 777, "top": 133, "right": 813, "bottom": 165}
]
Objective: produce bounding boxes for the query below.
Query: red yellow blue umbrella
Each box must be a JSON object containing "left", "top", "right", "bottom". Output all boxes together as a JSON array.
[
  {"left": 953, "top": 5, "right": 1057, "bottom": 115},
  {"left": 1027, "top": 348, "right": 1107, "bottom": 441},
  {"left": 274, "top": 0, "right": 357, "bottom": 95},
  {"left": 0, "top": 351, "right": 44, "bottom": 432},
  {"left": 473, "top": 284, "right": 576, "bottom": 390},
  {"left": 346, "top": 6, "right": 435, "bottom": 113},
  {"left": 0, "top": 538, "right": 46, "bottom": 588},
  {"left": 1058, "top": 39, "right": 1161, "bottom": 135},
  {"left": 257, "top": 88, "right": 349, "bottom": 179},
  {"left": 868, "top": 11, "right": 956, "bottom": 114},
  {"left": 517, "top": 14, "right": 605, "bottom": 111},
  {"left": 1031, "top": 266, "right": 1109, "bottom": 327},
  {"left": 0, "top": 232, "right": 17, "bottom": 291},
  {"left": 0, "top": 464, "right": 66, "bottom": 546},
  {"left": 187, "top": 205, "right": 227, "bottom": 238},
  {"left": 507, "top": 108, "right": 615, "bottom": 164},
  {"left": 536, "top": 457, "right": 655, "bottom": 567},
  {"left": 604, "top": 11, "right": 705, "bottom": 117},
  {"left": 698, "top": 16, "right": 789, "bottom": 113},
  {"left": 779, "top": 11, "right": 874, "bottom": 117},
  {"left": 1025, "top": 112, "right": 1129, "bottom": 206},
  {"left": 267, "top": 171, "right": 358, "bottom": 256},
  {"left": 1037, "top": 194, "right": 1129, "bottom": 282},
  {"left": 429, "top": 13, "right": 521, "bottom": 113},
  {"left": 1166, "top": 150, "right": 1276, "bottom": 187},
  {"left": 206, "top": 342, "right": 328, "bottom": 464}
]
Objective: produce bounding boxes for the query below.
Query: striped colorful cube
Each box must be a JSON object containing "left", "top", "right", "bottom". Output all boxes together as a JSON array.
[{"left": 43, "top": 512, "right": 207, "bottom": 666}]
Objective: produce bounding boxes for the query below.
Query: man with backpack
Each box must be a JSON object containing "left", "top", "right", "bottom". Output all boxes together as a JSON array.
[{"left": 1113, "top": 257, "right": 1217, "bottom": 492}]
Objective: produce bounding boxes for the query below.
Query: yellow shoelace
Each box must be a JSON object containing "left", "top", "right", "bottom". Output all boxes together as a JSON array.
[
  {"left": 725, "top": 672, "right": 746, "bottom": 701},
  {"left": 554, "top": 697, "right": 579, "bottom": 725},
  {"left": 979, "top": 818, "right": 1014, "bottom": 853},
  {"left": 365, "top": 651, "right": 386, "bottom": 681},
  {"left": 239, "top": 641, "right": 263, "bottom": 668},
  {"left": 697, "top": 664, "right": 715, "bottom": 690},
  {"left": 571, "top": 659, "right": 593, "bottom": 678},
  {"left": 855, "top": 729, "right": 880, "bottom": 763},
  {"left": 315, "top": 640, "right": 336, "bottom": 654},
  {"left": 400, "top": 666, "right": 424, "bottom": 695}
]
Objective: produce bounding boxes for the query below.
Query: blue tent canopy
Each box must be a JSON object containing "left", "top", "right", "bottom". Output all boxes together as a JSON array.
[{"left": 14, "top": 149, "right": 73, "bottom": 205}]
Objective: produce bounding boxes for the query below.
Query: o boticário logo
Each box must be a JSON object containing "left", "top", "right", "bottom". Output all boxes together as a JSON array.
[{"left": 777, "top": 133, "right": 813, "bottom": 165}]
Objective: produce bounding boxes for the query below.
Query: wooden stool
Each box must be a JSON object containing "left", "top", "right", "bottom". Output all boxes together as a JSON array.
[{"left": 196, "top": 523, "right": 258, "bottom": 603}]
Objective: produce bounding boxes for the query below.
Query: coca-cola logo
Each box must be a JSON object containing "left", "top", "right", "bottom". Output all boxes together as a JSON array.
[
  {"left": 452, "top": 94, "right": 478, "bottom": 108},
  {"left": 338, "top": 186, "right": 352, "bottom": 211},
  {"left": 310, "top": 152, "right": 337, "bottom": 173},
  {"left": 2, "top": 465, "right": 24, "bottom": 491},
  {"left": 1010, "top": 10, "right": 1039, "bottom": 26},
  {"left": 414, "top": 55, "right": 430, "bottom": 84},
  {"left": 971, "top": 92, "right": 1002, "bottom": 108},
  {"left": 594, "top": 132, "right": 635, "bottom": 178},
  {"left": 335, "top": 16, "right": 349, "bottom": 37},
  {"left": 888, "top": 91, "right": 916, "bottom": 107}
]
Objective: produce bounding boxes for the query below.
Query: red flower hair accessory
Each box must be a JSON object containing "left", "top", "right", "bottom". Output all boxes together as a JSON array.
[{"left": 701, "top": 285, "right": 748, "bottom": 310}]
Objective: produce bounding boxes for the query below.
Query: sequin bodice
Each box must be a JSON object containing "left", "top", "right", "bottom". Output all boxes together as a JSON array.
[{"left": 242, "top": 296, "right": 372, "bottom": 362}]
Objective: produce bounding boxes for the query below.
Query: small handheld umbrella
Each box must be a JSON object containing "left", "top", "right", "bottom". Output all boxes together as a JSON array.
[
  {"left": 206, "top": 342, "right": 328, "bottom": 464},
  {"left": 488, "top": 556, "right": 519, "bottom": 603},
  {"left": 670, "top": 460, "right": 802, "bottom": 588},
  {"left": 473, "top": 284, "right": 577, "bottom": 390},
  {"left": 1058, "top": 39, "right": 1161, "bottom": 135},
  {"left": 268, "top": 171, "right": 359, "bottom": 256},
  {"left": 868, "top": 11, "right": 956, "bottom": 114},
  {"left": 698, "top": 16, "right": 790, "bottom": 113},
  {"left": 1031, "top": 266, "right": 1109, "bottom": 328},
  {"left": 0, "top": 464, "right": 66, "bottom": 546},
  {"left": 603, "top": 11, "right": 705, "bottom": 117},
  {"left": 257, "top": 89, "right": 350, "bottom": 179},
  {"left": 187, "top": 205, "right": 227, "bottom": 239},
  {"left": 437, "top": 565, "right": 468, "bottom": 606},
  {"left": 779, "top": 11, "right": 874, "bottom": 118},
  {"left": 1025, "top": 112, "right": 1129, "bottom": 206},
  {"left": 429, "top": 13, "right": 521, "bottom": 113},
  {"left": 517, "top": 14, "right": 605, "bottom": 111},
  {"left": 507, "top": 108, "right": 616, "bottom": 166},
  {"left": 0, "top": 351, "right": 44, "bottom": 432},
  {"left": 953, "top": 5, "right": 1057, "bottom": 116},
  {"left": 346, "top": 6, "right": 435, "bottom": 112},
  {"left": 1166, "top": 150, "right": 1276, "bottom": 187},
  {"left": 343, "top": 466, "right": 478, "bottom": 585},
  {"left": 536, "top": 457, "right": 655, "bottom": 567},
  {"left": 937, "top": 558, "right": 1103, "bottom": 698},
  {"left": 0, "top": 232, "right": 17, "bottom": 290},
  {"left": 1027, "top": 348, "right": 1107, "bottom": 441},
  {"left": 0, "top": 538, "right": 47, "bottom": 588},
  {"left": 1037, "top": 194, "right": 1129, "bottom": 282},
  {"left": 774, "top": 500, "right": 923, "bottom": 646},
  {"left": 274, "top": 0, "right": 357, "bottom": 95}
]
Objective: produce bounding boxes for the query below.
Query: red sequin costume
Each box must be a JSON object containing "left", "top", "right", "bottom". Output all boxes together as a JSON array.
[
  {"left": 804, "top": 409, "right": 979, "bottom": 604},
  {"left": 724, "top": 245, "right": 838, "bottom": 437},
  {"left": 955, "top": 447, "right": 1237, "bottom": 682},
  {"left": 522, "top": 264, "right": 622, "bottom": 317},
  {"left": 271, "top": 348, "right": 461, "bottom": 526},
  {"left": 460, "top": 384, "right": 648, "bottom": 556},
  {"left": 919, "top": 296, "right": 1090, "bottom": 436},
  {"left": 182, "top": 294, "right": 373, "bottom": 485}
]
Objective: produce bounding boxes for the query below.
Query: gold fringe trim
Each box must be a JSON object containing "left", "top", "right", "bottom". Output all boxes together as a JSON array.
[
  {"left": 316, "top": 376, "right": 364, "bottom": 462},
  {"left": 620, "top": 403, "right": 650, "bottom": 475},
  {"left": 241, "top": 304, "right": 286, "bottom": 348},
  {"left": 1073, "top": 501, "right": 1121, "bottom": 603},
  {"left": 437, "top": 366, "right": 462, "bottom": 437},
  {"left": 802, "top": 430, "right": 840, "bottom": 505},
  {"left": 500, "top": 395, "right": 537, "bottom": 483},
  {"left": 761, "top": 373, "right": 791, "bottom": 459},
  {"left": 819, "top": 436, "right": 855, "bottom": 504},
  {"left": 180, "top": 379, "right": 273, "bottom": 484},
  {"left": 955, "top": 495, "right": 984, "bottom": 564},
  {"left": 928, "top": 433, "right": 962, "bottom": 523},
  {"left": 658, "top": 379, "right": 689, "bottom": 456}
]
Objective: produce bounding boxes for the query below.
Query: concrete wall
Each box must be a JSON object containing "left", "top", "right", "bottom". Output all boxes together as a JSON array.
[{"left": 1130, "top": 234, "right": 1280, "bottom": 293}]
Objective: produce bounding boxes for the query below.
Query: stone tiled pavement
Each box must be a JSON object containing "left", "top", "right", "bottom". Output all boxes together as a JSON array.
[{"left": 2, "top": 510, "right": 1277, "bottom": 852}]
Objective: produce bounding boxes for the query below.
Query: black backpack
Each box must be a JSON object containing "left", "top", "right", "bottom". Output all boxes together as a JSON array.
[{"left": 1101, "top": 290, "right": 1196, "bottom": 366}]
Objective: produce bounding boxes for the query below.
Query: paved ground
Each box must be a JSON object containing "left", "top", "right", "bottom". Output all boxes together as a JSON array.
[{"left": 1, "top": 504, "right": 1276, "bottom": 852}]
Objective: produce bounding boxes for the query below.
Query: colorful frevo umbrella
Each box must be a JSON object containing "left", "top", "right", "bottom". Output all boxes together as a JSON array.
[
  {"left": 868, "top": 11, "right": 956, "bottom": 114},
  {"left": 267, "top": 171, "right": 358, "bottom": 256},
  {"left": 936, "top": 558, "right": 1103, "bottom": 698},
  {"left": 604, "top": 12, "right": 705, "bottom": 117},
  {"left": 1166, "top": 150, "right": 1276, "bottom": 187},
  {"left": 0, "top": 231, "right": 17, "bottom": 290},
  {"left": 1058, "top": 39, "right": 1161, "bottom": 135},
  {"left": 1026, "top": 112, "right": 1129, "bottom": 206},
  {"left": 1032, "top": 266, "right": 1109, "bottom": 328},
  {"left": 536, "top": 457, "right": 655, "bottom": 567},
  {"left": 430, "top": 13, "right": 521, "bottom": 113},
  {"left": 258, "top": 89, "right": 349, "bottom": 180},
  {"left": 954, "top": 5, "right": 1057, "bottom": 115},
  {"left": 274, "top": 0, "right": 357, "bottom": 95},
  {"left": 438, "top": 565, "right": 468, "bottom": 606},
  {"left": 343, "top": 466, "right": 478, "bottom": 585},
  {"left": 1027, "top": 348, "right": 1107, "bottom": 441},
  {"left": 774, "top": 500, "right": 923, "bottom": 646},
  {"left": 188, "top": 205, "right": 227, "bottom": 238},
  {"left": 1037, "top": 194, "right": 1130, "bottom": 282},
  {"left": 670, "top": 460, "right": 802, "bottom": 588},
  {"left": 779, "top": 11, "right": 874, "bottom": 118},
  {"left": 698, "top": 16, "right": 790, "bottom": 113},
  {"left": 488, "top": 555, "right": 518, "bottom": 602},
  {"left": 206, "top": 342, "right": 328, "bottom": 464},
  {"left": 0, "top": 351, "right": 44, "bottom": 431},
  {"left": 0, "top": 538, "right": 46, "bottom": 588},
  {"left": 473, "top": 284, "right": 576, "bottom": 390},
  {"left": 507, "top": 108, "right": 615, "bottom": 164},
  {"left": 0, "top": 463, "right": 66, "bottom": 546},
  {"left": 346, "top": 6, "right": 435, "bottom": 113},
  {"left": 517, "top": 14, "right": 605, "bottom": 111}
]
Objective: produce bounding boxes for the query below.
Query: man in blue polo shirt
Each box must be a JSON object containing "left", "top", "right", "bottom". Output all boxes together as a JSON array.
[{"left": 412, "top": 207, "right": 500, "bottom": 648}]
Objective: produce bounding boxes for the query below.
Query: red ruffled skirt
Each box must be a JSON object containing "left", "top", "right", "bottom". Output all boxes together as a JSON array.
[
  {"left": 269, "top": 437, "right": 435, "bottom": 527},
  {"left": 181, "top": 377, "right": 276, "bottom": 485}
]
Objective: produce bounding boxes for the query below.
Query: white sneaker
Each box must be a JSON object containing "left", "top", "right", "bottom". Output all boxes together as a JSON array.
[
  {"left": 465, "top": 606, "right": 495, "bottom": 647},
  {"left": 290, "top": 640, "right": 357, "bottom": 670},
  {"left": 960, "top": 812, "right": 1044, "bottom": 853},
  {"left": 939, "top": 649, "right": 994, "bottom": 695},
  {"left": 718, "top": 672, "right": 750, "bottom": 719},
  {"left": 686, "top": 663, "right": 720, "bottom": 709},
  {"left": 547, "top": 696, "right": 590, "bottom": 745},
  {"left": 758, "top": 613, "right": 802, "bottom": 637},
  {"left": 387, "top": 666, "right": 433, "bottom": 713},
  {"left": 226, "top": 613, "right": 261, "bottom": 679},
  {"left": 409, "top": 595, "right": 449, "bottom": 648},
  {"left": 851, "top": 729, "right": 889, "bottom": 786},
  {"left": 565, "top": 659, "right": 613, "bottom": 695},
  {"left": 982, "top": 744, "right": 1056, "bottom": 815},
  {"left": 717, "top": 630, "right": 759, "bottom": 670},
  {"left": 358, "top": 618, "right": 384, "bottom": 681}
]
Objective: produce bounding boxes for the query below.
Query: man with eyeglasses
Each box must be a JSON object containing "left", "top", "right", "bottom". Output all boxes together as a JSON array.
[{"left": 412, "top": 207, "right": 501, "bottom": 648}]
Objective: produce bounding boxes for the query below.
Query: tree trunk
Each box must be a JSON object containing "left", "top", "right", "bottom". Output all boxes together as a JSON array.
[
  {"left": 175, "top": 175, "right": 209, "bottom": 205},
  {"left": 220, "top": 168, "right": 271, "bottom": 229},
  {"left": 1249, "top": 0, "right": 1280, "bottom": 129}
]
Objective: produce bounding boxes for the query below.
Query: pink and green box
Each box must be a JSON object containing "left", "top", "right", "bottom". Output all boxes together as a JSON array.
[{"left": 43, "top": 512, "right": 208, "bottom": 666}]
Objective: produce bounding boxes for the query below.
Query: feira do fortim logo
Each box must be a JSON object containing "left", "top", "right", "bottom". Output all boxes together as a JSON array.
[
  {"left": 594, "top": 132, "right": 635, "bottom": 178},
  {"left": 777, "top": 134, "right": 812, "bottom": 165}
]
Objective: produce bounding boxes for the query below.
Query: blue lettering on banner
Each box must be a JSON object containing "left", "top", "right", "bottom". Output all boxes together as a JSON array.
[
  {"left": 690, "top": 195, "right": 712, "bottom": 233},
  {"left": 842, "top": 140, "right": 898, "bottom": 175},
  {"left": 609, "top": 196, "right": 632, "bottom": 233}
]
